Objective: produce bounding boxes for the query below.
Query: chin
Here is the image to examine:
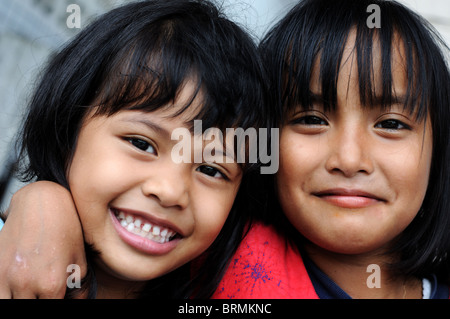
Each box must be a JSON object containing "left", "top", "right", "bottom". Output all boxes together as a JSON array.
[{"left": 308, "top": 232, "right": 390, "bottom": 256}]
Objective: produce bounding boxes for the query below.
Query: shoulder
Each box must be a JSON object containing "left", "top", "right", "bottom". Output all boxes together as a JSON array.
[
  {"left": 424, "top": 275, "right": 450, "bottom": 299},
  {"left": 212, "top": 221, "right": 318, "bottom": 299},
  {"left": 238, "top": 221, "right": 287, "bottom": 249}
]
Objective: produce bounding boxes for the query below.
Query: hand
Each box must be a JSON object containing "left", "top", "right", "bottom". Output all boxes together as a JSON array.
[{"left": 0, "top": 181, "right": 87, "bottom": 298}]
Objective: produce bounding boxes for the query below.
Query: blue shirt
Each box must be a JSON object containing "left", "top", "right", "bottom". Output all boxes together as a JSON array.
[{"left": 303, "top": 252, "right": 449, "bottom": 299}]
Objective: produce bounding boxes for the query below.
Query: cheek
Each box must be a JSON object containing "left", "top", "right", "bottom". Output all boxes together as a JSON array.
[
  {"left": 67, "top": 149, "right": 111, "bottom": 242},
  {"left": 192, "top": 187, "right": 239, "bottom": 247},
  {"left": 277, "top": 130, "right": 318, "bottom": 206},
  {"left": 67, "top": 134, "right": 134, "bottom": 231},
  {"left": 383, "top": 136, "right": 432, "bottom": 214},
  {"left": 386, "top": 157, "right": 431, "bottom": 224},
  {"left": 276, "top": 133, "right": 308, "bottom": 230},
  {"left": 69, "top": 138, "right": 130, "bottom": 201},
  {"left": 278, "top": 131, "right": 301, "bottom": 186}
]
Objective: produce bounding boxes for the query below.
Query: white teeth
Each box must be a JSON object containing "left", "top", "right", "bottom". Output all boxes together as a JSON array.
[
  {"left": 126, "top": 223, "right": 134, "bottom": 232},
  {"left": 142, "top": 223, "right": 151, "bottom": 232},
  {"left": 114, "top": 210, "right": 177, "bottom": 244}
]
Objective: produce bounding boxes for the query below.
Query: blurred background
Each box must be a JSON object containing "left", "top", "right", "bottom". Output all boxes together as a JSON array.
[{"left": 0, "top": 0, "right": 449, "bottom": 211}]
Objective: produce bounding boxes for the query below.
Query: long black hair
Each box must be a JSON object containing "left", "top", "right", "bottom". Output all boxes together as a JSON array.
[
  {"left": 18, "top": 0, "right": 269, "bottom": 298},
  {"left": 260, "top": 0, "right": 450, "bottom": 284}
]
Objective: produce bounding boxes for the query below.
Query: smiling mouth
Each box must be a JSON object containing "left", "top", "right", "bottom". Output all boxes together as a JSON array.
[
  {"left": 112, "top": 209, "right": 179, "bottom": 244},
  {"left": 313, "top": 189, "right": 384, "bottom": 209}
]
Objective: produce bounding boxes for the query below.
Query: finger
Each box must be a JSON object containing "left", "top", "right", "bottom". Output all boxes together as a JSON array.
[
  {"left": 36, "top": 267, "right": 70, "bottom": 299},
  {"left": 11, "top": 289, "right": 39, "bottom": 299},
  {"left": 7, "top": 277, "right": 40, "bottom": 299},
  {"left": 0, "top": 286, "right": 12, "bottom": 299},
  {"left": 10, "top": 278, "right": 67, "bottom": 299},
  {"left": 36, "top": 281, "right": 67, "bottom": 299}
]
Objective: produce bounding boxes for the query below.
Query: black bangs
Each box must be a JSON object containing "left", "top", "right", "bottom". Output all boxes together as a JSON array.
[
  {"left": 91, "top": 18, "right": 202, "bottom": 121},
  {"left": 88, "top": 1, "right": 267, "bottom": 132},
  {"left": 262, "top": 0, "right": 448, "bottom": 123}
]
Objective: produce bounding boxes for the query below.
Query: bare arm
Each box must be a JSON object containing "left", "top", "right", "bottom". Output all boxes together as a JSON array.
[{"left": 0, "top": 181, "right": 86, "bottom": 298}]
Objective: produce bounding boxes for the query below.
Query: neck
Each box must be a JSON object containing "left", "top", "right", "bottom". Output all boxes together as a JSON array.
[
  {"left": 93, "top": 263, "right": 145, "bottom": 299},
  {"left": 304, "top": 244, "right": 422, "bottom": 299}
]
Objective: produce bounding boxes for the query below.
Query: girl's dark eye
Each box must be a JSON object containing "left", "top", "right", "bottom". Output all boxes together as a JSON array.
[
  {"left": 375, "top": 119, "right": 410, "bottom": 130},
  {"left": 294, "top": 115, "right": 328, "bottom": 125},
  {"left": 127, "top": 138, "right": 156, "bottom": 154},
  {"left": 196, "top": 165, "right": 225, "bottom": 179}
]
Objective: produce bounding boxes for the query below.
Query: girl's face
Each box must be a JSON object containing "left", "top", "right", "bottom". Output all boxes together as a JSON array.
[
  {"left": 67, "top": 82, "right": 242, "bottom": 286},
  {"left": 277, "top": 32, "right": 433, "bottom": 255}
]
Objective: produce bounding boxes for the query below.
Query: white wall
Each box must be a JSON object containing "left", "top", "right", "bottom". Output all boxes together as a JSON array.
[{"left": 399, "top": 0, "right": 450, "bottom": 46}]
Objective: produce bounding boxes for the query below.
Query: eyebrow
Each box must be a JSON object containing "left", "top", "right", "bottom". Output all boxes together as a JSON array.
[
  {"left": 121, "top": 117, "right": 171, "bottom": 139},
  {"left": 309, "top": 91, "right": 407, "bottom": 106},
  {"left": 309, "top": 92, "right": 325, "bottom": 103},
  {"left": 369, "top": 94, "right": 408, "bottom": 106},
  {"left": 121, "top": 115, "right": 203, "bottom": 140}
]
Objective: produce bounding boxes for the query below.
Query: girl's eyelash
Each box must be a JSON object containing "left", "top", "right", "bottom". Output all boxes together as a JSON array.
[
  {"left": 196, "top": 165, "right": 229, "bottom": 180},
  {"left": 375, "top": 119, "right": 411, "bottom": 130},
  {"left": 292, "top": 115, "right": 328, "bottom": 125},
  {"left": 125, "top": 137, "right": 156, "bottom": 154}
]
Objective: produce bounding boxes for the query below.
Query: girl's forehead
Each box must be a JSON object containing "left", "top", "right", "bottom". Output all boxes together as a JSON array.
[
  {"left": 163, "top": 78, "right": 205, "bottom": 121},
  {"left": 291, "top": 28, "right": 423, "bottom": 119},
  {"left": 310, "top": 29, "right": 409, "bottom": 96}
]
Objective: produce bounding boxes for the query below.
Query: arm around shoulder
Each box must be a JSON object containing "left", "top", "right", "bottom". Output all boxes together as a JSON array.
[{"left": 0, "top": 181, "right": 86, "bottom": 298}]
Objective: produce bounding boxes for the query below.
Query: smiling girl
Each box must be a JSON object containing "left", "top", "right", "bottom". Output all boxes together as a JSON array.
[
  {"left": 213, "top": 0, "right": 450, "bottom": 299},
  {"left": 0, "top": 0, "right": 268, "bottom": 298}
]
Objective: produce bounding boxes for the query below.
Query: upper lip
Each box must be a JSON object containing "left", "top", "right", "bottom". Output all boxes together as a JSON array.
[
  {"left": 111, "top": 206, "right": 184, "bottom": 237},
  {"left": 313, "top": 188, "right": 385, "bottom": 201}
]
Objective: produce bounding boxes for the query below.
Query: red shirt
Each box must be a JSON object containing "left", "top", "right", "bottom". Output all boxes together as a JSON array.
[{"left": 211, "top": 222, "right": 318, "bottom": 299}]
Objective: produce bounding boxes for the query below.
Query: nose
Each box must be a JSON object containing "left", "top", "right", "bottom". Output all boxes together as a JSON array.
[
  {"left": 325, "top": 125, "right": 374, "bottom": 177},
  {"left": 140, "top": 162, "right": 190, "bottom": 210}
]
